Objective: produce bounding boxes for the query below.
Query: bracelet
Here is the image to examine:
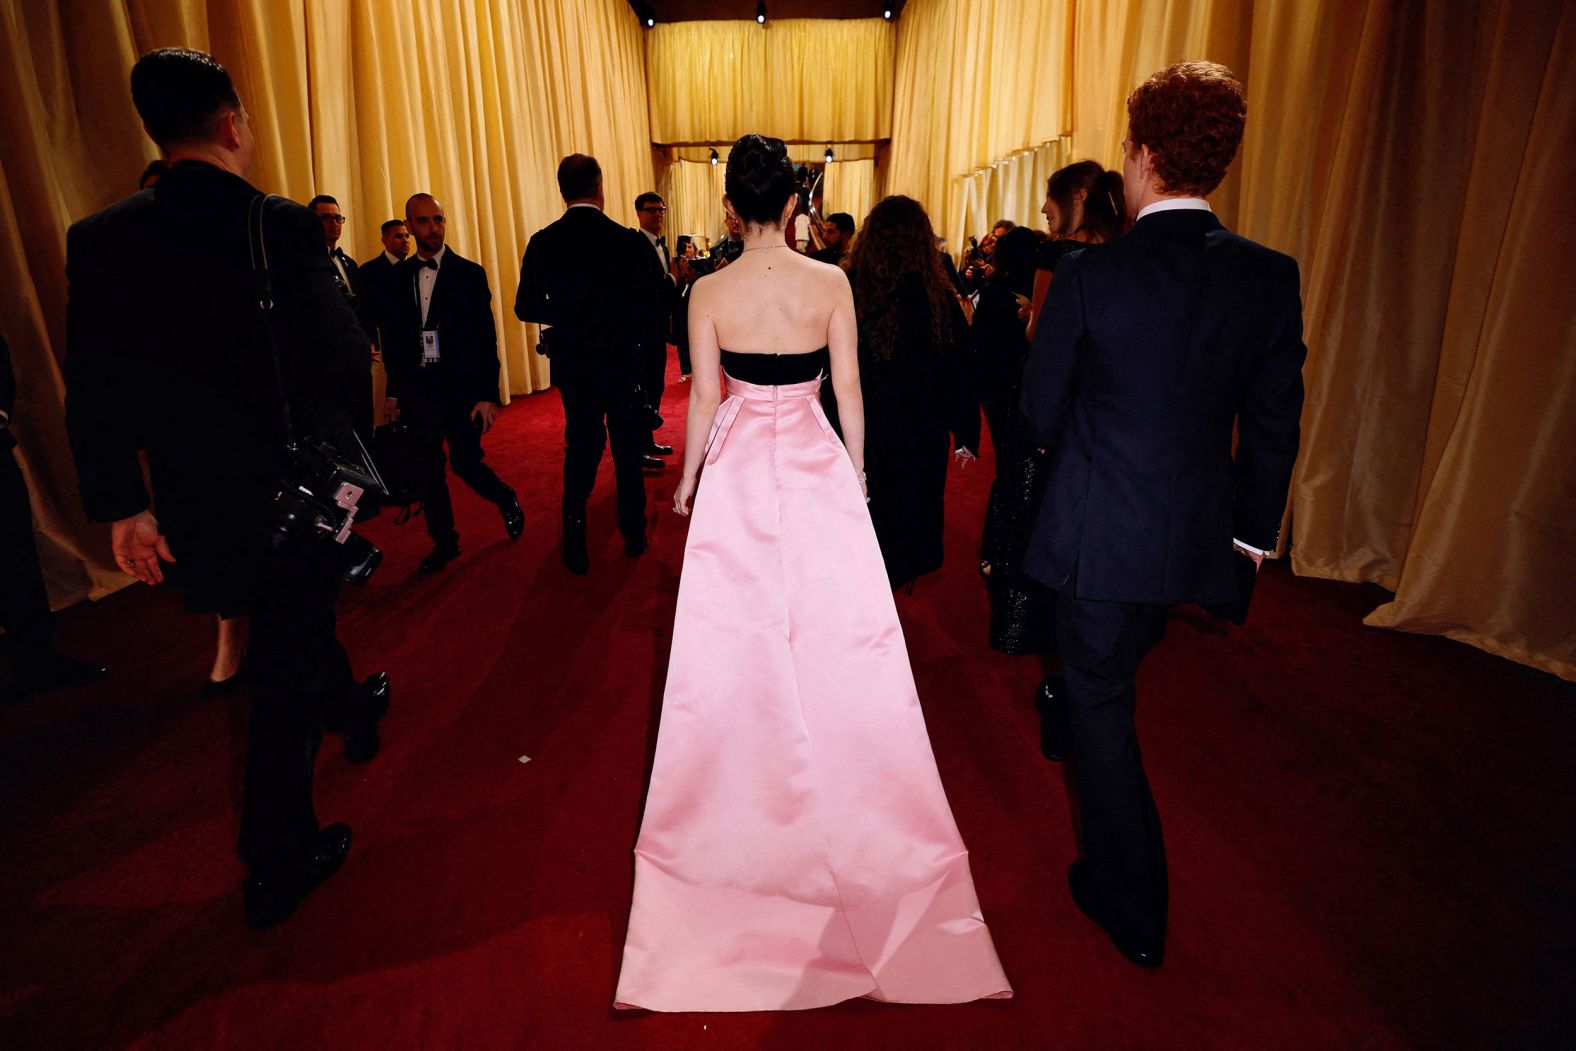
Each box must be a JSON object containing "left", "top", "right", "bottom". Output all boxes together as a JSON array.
[{"left": 857, "top": 471, "right": 867, "bottom": 484}]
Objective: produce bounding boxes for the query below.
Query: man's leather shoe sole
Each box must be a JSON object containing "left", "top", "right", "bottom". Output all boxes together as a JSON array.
[
  {"left": 641, "top": 455, "right": 665, "bottom": 471},
  {"left": 243, "top": 823, "right": 352, "bottom": 928},
  {"left": 1068, "top": 860, "right": 1164, "bottom": 969},
  {"left": 647, "top": 444, "right": 674, "bottom": 456}
]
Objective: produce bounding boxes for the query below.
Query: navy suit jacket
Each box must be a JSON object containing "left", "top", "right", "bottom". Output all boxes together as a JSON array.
[{"left": 1020, "top": 208, "right": 1305, "bottom": 605}]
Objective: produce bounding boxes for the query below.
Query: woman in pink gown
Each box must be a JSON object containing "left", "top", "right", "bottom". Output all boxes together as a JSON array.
[{"left": 615, "top": 135, "right": 1011, "bottom": 1013}]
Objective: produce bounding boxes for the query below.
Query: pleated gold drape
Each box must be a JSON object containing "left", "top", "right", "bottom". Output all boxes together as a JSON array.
[
  {"left": 661, "top": 158, "right": 727, "bottom": 248},
  {"left": 820, "top": 159, "right": 877, "bottom": 229},
  {"left": 646, "top": 18, "right": 895, "bottom": 145},
  {"left": 0, "top": 0, "right": 654, "bottom": 609},
  {"left": 888, "top": 0, "right": 1575, "bottom": 680}
]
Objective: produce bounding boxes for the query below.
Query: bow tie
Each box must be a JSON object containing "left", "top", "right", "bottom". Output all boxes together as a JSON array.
[{"left": 416, "top": 258, "right": 438, "bottom": 270}]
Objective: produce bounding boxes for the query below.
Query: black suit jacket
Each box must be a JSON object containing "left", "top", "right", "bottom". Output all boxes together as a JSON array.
[
  {"left": 328, "top": 246, "right": 373, "bottom": 346},
  {"left": 634, "top": 229, "right": 677, "bottom": 347},
  {"left": 64, "top": 160, "right": 365, "bottom": 612},
  {"left": 1020, "top": 208, "right": 1305, "bottom": 605},
  {"left": 357, "top": 252, "right": 400, "bottom": 350},
  {"left": 515, "top": 206, "right": 654, "bottom": 389},
  {"left": 381, "top": 246, "right": 501, "bottom": 407}
]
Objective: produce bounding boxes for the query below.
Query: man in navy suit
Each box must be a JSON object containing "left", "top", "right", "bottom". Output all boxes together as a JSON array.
[
  {"left": 382, "top": 193, "right": 524, "bottom": 573},
  {"left": 1021, "top": 61, "right": 1306, "bottom": 968}
]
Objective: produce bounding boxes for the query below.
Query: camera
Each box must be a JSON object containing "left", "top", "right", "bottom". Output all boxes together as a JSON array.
[{"left": 270, "top": 435, "right": 386, "bottom": 587}]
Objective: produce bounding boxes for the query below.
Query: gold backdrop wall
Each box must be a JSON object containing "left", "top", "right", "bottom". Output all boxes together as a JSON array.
[
  {"left": 0, "top": 0, "right": 655, "bottom": 609},
  {"left": 888, "top": 0, "right": 1575, "bottom": 680}
]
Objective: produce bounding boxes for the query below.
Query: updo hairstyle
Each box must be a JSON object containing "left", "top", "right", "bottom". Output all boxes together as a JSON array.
[{"left": 724, "top": 134, "right": 796, "bottom": 228}]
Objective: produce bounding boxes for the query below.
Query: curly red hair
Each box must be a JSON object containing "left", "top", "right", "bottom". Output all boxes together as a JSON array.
[{"left": 1126, "top": 61, "right": 1246, "bottom": 196}]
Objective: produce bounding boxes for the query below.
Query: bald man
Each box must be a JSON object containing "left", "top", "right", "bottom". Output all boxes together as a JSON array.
[{"left": 382, "top": 193, "right": 523, "bottom": 573}]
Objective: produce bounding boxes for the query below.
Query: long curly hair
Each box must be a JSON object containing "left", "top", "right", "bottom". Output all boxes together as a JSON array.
[{"left": 847, "top": 195, "right": 954, "bottom": 363}]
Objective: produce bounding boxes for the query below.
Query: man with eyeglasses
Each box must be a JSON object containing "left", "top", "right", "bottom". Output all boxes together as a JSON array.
[
  {"left": 310, "top": 194, "right": 375, "bottom": 446},
  {"left": 633, "top": 192, "right": 675, "bottom": 467}
]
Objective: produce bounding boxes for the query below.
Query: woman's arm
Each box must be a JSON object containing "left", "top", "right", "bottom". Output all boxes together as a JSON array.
[
  {"left": 826, "top": 271, "right": 865, "bottom": 495},
  {"left": 673, "top": 279, "right": 724, "bottom": 515}
]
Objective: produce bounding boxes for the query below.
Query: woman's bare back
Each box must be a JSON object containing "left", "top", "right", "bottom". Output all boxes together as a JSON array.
[{"left": 698, "top": 248, "right": 847, "bottom": 355}]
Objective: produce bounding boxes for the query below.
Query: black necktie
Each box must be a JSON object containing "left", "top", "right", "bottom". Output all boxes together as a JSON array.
[{"left": 417, "top": 258, "right": 438, "bottom": 270}]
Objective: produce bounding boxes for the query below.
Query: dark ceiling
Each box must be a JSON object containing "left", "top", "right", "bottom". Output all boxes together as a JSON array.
[{"left": 628, "top": 1, "right": 906, "bottom": 21}]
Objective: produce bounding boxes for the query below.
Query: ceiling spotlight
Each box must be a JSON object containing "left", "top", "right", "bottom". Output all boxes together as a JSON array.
[
  {"left": 824, "top": 146, "right": 834, "bottom": 163},
  {"left": 756, "top": 3, "right": 767, "bottom": 25},
  {"left": 647, "top": 16, "right": 655, "bottom": 26},
  {"left": 883, "top": 7, "right": 893, "bottom": 18},
  {"left": 635, "top": 1, "right": 655, "bottom": 26},
  {"left": 709, "top": 148, "right": 719, "bottom": 166}
]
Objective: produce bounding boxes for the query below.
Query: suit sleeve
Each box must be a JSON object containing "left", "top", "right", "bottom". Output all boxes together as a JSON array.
[
  {"left": 1231, "top": 256, "right": 1307, "bottom": 551},
  {"left": 64, "top": 221, "right": 151, "bottom": 522},
  {"left": 473, "top": 263, "right": 501, "bottom": 404},
  {"left": 1019, "top": 251, "right": 1085, "bottom": 448},
  {"left": 514, "top": 235, "right": 544, "bottom": 323}
]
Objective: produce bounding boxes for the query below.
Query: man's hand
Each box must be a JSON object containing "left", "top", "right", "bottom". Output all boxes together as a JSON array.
[
  {"left": 111, "top": 510, "right": 175, "bottom": 585},
  {"left": 384, "top": 397, "right": 400, "bottom": 421},
  {"left": 714, "top": 255, "right": 730, "bottom": 271},
  {"left": 471, "top": 401, "right": 500, "bottom": 434},
  {"left": 954, "top": 446, "right": 977, "bottom": 469}
]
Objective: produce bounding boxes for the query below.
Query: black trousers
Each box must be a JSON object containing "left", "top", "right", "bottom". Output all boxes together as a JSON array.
[
  {"left": 406, "top": 395, "right": 512, "bottom": 546},
  {"left": 558, "top": 380, "right": 647, "bottom": 539},
  {"left": 1056, "top": 580, "right": 1171, "bottom": 940},
  {"left": 236, "top": 544, "right": 362, "bottom": 874},
  {"left": 0, "top": 447, "right": 54, "bottom": 658},
  {"left": 640, "top": 339, "right": 667, "bottom": 433},
  {"left": 675, "top": 335, "right": 691, "bottom": 377}
]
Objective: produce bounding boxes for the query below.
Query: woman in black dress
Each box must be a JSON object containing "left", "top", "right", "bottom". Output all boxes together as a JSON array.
[{"left": 839, "top": 195, "right": 979, "bottom": 590}]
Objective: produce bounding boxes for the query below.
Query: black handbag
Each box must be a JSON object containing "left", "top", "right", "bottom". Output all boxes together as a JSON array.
[{"left": 371, "top": 420, "right": 439, "bottom": 521}]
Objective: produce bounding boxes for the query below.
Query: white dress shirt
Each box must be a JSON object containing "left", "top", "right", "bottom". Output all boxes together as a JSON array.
[
  {"left": 382, "top": 250, "right": 402, "bottom": 266},
  {"left": 640, "top": 227, "right": 672, "bottom": 282},
  {"left": 416, "top": 244, "right": 446, "bottom": 326}
]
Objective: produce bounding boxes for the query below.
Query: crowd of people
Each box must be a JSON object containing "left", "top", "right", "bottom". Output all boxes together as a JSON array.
[{"left": 5, "top": 44, "right": 1303, "bottom": 1009}]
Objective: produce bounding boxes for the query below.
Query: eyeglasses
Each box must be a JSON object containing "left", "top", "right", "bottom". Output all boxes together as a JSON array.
[
  {"left": 639, "top": 205, "right": 667, "bottom": 213},
  {"left": 320, "top": 214, "right": 346, "bottom": 223}
]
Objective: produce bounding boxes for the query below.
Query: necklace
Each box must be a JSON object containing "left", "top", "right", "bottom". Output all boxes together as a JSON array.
[{"left": 740, "top": 242, "right": 788, "bottom": 253}]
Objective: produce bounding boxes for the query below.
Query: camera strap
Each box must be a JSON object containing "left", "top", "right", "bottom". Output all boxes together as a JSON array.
[{"left": 246, "top": 193, "right": 298, "bottom": 448}]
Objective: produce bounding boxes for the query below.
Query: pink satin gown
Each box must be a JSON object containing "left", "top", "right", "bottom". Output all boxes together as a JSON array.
[{"left": 615, "top": 358, "right": 1012, "bottom": 1012}]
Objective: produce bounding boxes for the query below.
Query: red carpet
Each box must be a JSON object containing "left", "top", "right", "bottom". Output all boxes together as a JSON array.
[{"left": 3, "top": 365, "right": 1572, "bottom": 1049}]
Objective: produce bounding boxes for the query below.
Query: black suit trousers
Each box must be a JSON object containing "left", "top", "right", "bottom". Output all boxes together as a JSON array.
[
  {"left": 558, "top": 380, "right": 647, "bottom": 537},
  {"left": 640, "top": 340, "right": 667, "bottom": 431},
  {"left": 0, "top": 448, "right": 54, "bottom": 655},
  {"left": 405, "top": 389, "right": 512, "bottom": 546},
  {"left": 236, "top": 544, "right": 359, "bottom": 874},
  {"left": 1056, "top": 578, "right": 1171, "bottom": 940}
]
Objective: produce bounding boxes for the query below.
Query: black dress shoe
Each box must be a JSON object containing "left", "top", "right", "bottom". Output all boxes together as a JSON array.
[
  {"left": 341, "top": 672, "right": 391, "bottom": 764},
  {"left": 562, "top": 515, "right": 589, "bottom": 575},
  {"left": 419, "top": 543, "right": 460, "bottom": 573},
  {"left": 243, "top": 823, "right": 352, "bottom": 928},
  {"left": 1067, "top": 860, "right": 1164, "bottom": 969},
  {"left": 498, "top": 490, "right": 525, "bottom": 540},
  {"left": 641, "top": 455, "right": 664, "bottom": 471},
  {"left": 12, "top": 650, "right": 108, "bottom": 699},
  {"left": 647, "top": 443, "right": 674, "bottom": 456},
  {"left": 1035, "top": 676, "right": 1070, "bottom": 762},
  {"left": 624, "top": 532, "right": 649, "bottom": 558}
]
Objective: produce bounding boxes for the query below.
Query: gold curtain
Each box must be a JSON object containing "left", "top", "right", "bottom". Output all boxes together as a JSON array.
[
  {"left": 821, "top": 159, "right": 877, "bottom": 229},
  {"left": 887, "top": 0, "right": 1076, "bottom": 248},
  {"left": 661, "top": 158, "right": 728, "bottom": 249},
  {"left": 0, "top": 0, "right": 654, "bottom": 610},
  {"left": 646, "top": 18, "right": 895, "bottom": 145},
  {"left": 958, "top": 138, "right": 1071, "bottom": 248}
]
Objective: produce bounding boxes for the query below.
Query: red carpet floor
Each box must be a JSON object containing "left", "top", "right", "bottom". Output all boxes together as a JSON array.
[{"left": 3, "top": 364, "right": 1573, "bottom": 1049}]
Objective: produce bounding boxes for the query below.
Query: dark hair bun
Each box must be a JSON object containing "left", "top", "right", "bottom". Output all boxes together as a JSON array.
[{"left": 725, "top": 134, "right": 795, "bottom": 226}]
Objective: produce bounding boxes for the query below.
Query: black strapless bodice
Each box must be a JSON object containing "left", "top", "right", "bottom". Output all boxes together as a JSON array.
[{"left": 720, "top": 348, "right": 829, "bottom": 385}]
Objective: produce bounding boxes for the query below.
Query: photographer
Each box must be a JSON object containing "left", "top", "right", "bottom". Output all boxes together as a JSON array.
[
  {"left": 960, "top": 219, "right": 1015, "bottom": 295},
  {"left": 64, "top": 49, "right": 390, "bottom": 927}
]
